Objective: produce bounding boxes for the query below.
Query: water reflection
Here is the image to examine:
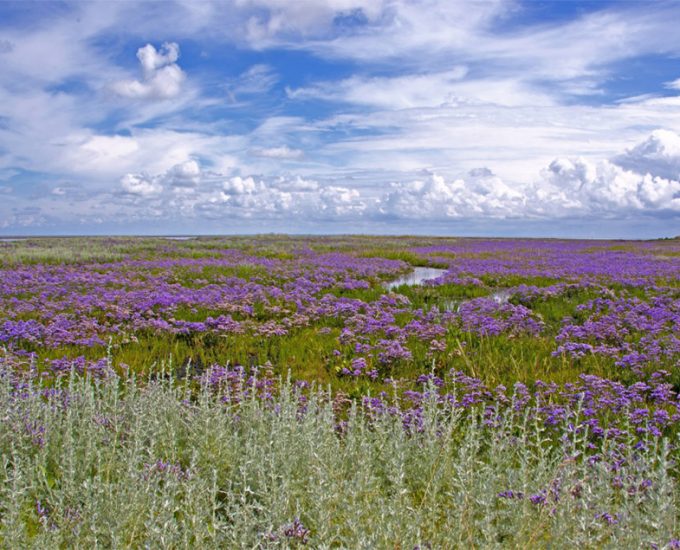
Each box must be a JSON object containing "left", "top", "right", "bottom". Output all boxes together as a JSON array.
[
  {"left": 385, "top": 267, "right": 516, "bottom": 311},
  {"left": 384, "top": 267, "right": 447, "bottom": 290}
]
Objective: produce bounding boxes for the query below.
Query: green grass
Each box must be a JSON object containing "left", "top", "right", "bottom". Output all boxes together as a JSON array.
[
  {"left": 358, "top": 248, "right": 433, "bottom": 267},
  {"left": 0, "top": 240, "right": 128, "bottom": 266}
]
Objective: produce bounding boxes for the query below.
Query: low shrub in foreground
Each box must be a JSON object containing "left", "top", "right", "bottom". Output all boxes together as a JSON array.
[{"left": 0, "top": 365, "right": 678, "bottom": 548}]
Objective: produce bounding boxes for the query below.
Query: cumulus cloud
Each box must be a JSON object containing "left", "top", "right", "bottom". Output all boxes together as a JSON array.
[
  {"left": 216, "top": 186, "right": 293, "bottom": 214},
  {"left": 120, "top": 173, "right": 163, "bottom": 196},
  {"left": 221, "top": 174, "right": 320, "bottom": 197},
  {"left": 121, "top": 159, "right": 205, "bottom": 195},
  {"left": 167, "top": 160, "right": 201, "bottom": 187},
  {"left": 116, "top": 163, "right": 365, "bottom": 221},
  {"left": 223, "top": 176, "right": 259, "bottom": 195},
  {"left": 381, "top": 169, "right": 525, "bottom": 219},
  {"left": 138, "top": 42, "right": 179, "bottom": 74},
  {"left": 612, "top": 129, "right": 680, "bottom": 180},
  {"left": 112, "top": 43, "right": 185, "bottom": 100},
  {"left": 539, "top": 157, "right": 680, "bottom": 214},
  {"left": 212, "top": 174, "right": 362, "bottom": 217},
  {"left": 320, "top": 185, "right": 363, "bottom": 215},
  {"left": 107, "top": 127, "right": 677, "bottom": 233},
  {"left": 110, "top": 129, "right": 680, "bottom": 224},
  {"left": 525, "top": 130, "right": 680, "bottom": 215},
  {"left": 379, "top": 130, "right": 680, "bottom": 220}
]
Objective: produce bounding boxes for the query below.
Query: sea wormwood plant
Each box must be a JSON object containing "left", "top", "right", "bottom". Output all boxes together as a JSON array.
[{"left": 0, "top": 366, "right": 677, "bottom": 548}]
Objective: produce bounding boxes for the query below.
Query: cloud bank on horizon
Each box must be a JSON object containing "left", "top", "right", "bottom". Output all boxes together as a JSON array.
[{"left": 0, "top": 0, "right": 679, "bottom": 237}]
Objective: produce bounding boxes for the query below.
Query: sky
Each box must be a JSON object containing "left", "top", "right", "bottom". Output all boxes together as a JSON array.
[{"left": 0, "top": 0, "right": 679, "bottom": 238}]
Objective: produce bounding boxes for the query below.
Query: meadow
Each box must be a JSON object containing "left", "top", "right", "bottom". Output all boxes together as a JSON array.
[{"left": 0, "top": 235, "right": 678, "bottom": 547}]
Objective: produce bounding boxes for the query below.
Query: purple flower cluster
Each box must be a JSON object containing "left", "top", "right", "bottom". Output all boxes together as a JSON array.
[
  {"left": 411, "top": 239, "right": 679, "bottom": 287},
  {"left": 554, "top": 295, "right": 679, "bottom": 372},
  {"left": 0, "top": 249, "right": 405, "bottom": 353},
  {"left": 453, "top": 298, "right": 544, "bottom": 336},
  {"left": 0, "top": 237, "right": 677, "bottom": 384},
  {"left": 49, "top": 356, "right": 113, "bottom": 377},
  {"left": 361, "top": 368, "right": 680, "bottom": 453},
  {"left": 341, "top": 357, "right": 378, "bottom": 379},
  {"left": 265, "top": 517, "right": 310, "bottom": 544}
]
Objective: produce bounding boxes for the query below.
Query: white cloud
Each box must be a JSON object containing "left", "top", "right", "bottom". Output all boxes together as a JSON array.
[
  {"left": 213, "top": 176, "right": 293, "bottom": 215},
  {"left": 113, "top": 166, "right": 365, "bottom": 222},
  {"left": 238, "top": 0, "right": 387, "bottom": 44},
  {"left": 167, "top": 159, "right": 201, "bottom": 187},
  {"left": 250, "top": 145, "right": 304, "bottom": 159},
  {"left": 0, "top": 2, "right": 124, "bottom": 86},
  {"left": 272, "top": 175, "right": 318, "bottom": 191},
  {"left": 138, "top": 42, "right": 179, "bottom": 75},
  {"left": 666, "top": 77, "right": 680, "bottom": 91},
  {"left": 247, "top": 0, "right": 511, "bottom": 57},
  {"left": 612, "top": 129, "right": 680, "bottom": 180},
  {"left": 121, "top": 158, "right": 209, "bottom": 195},
  {"left": 295, "top": 2, "right": 680, "bottom": 91},
  {"left": 227, "top": 64, "right": 279, "bottom": 99},
  {"left": 34, "top": 129, "right": 230, "bottom": 182},
  {"left": 320, "top": 185, "right": 363, "bottom": 215},
  {"left": 120, "top": 173, "right": 163, "bottom": 196},
  {"left": 288, "top": 68, "right": 478, "bottom": 109},
  {"left": 381, "top": 169, "right": 525, "bottom": 219},
  {"left": 75, "top": 135, "right": 140, "bottom": 172},
  {"left": 539, "top": 156, "right": 680, "bottom": 214},
  {"left": 223, "top": 176, "right": 258, "bottom": 195},
  {"left": 220, "top": 174, "right": 320, "bottom": 197},
  {"left": 378, "top": 130, "right": 680, "bottom": 220},
  {"left": 4, "top": 129, "right": 679, "bottom": 233},
  {"left": 290, "top": 70, "right": 557, "bottom": 109},
  {"left": 0, "top": 207, "right": 46, "bottom": 228},
  {"left": 112, "top": 43, "right": 186, "bottom": 100},
  {"left": 65, "top": 129, "right": 242, "bottom": 182},
  {"left": 113, "top": 129, "right": 680, "bottom": 224}
]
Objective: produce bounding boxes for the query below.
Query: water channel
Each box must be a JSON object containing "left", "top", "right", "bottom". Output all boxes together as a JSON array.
[{"left": 384, "top": 267, "right": 512, "bottom": 310}]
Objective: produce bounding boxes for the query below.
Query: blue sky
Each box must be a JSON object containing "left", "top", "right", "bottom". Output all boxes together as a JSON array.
[{"left": 0, "top": 0, "right": 679, "bottom": 237}]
